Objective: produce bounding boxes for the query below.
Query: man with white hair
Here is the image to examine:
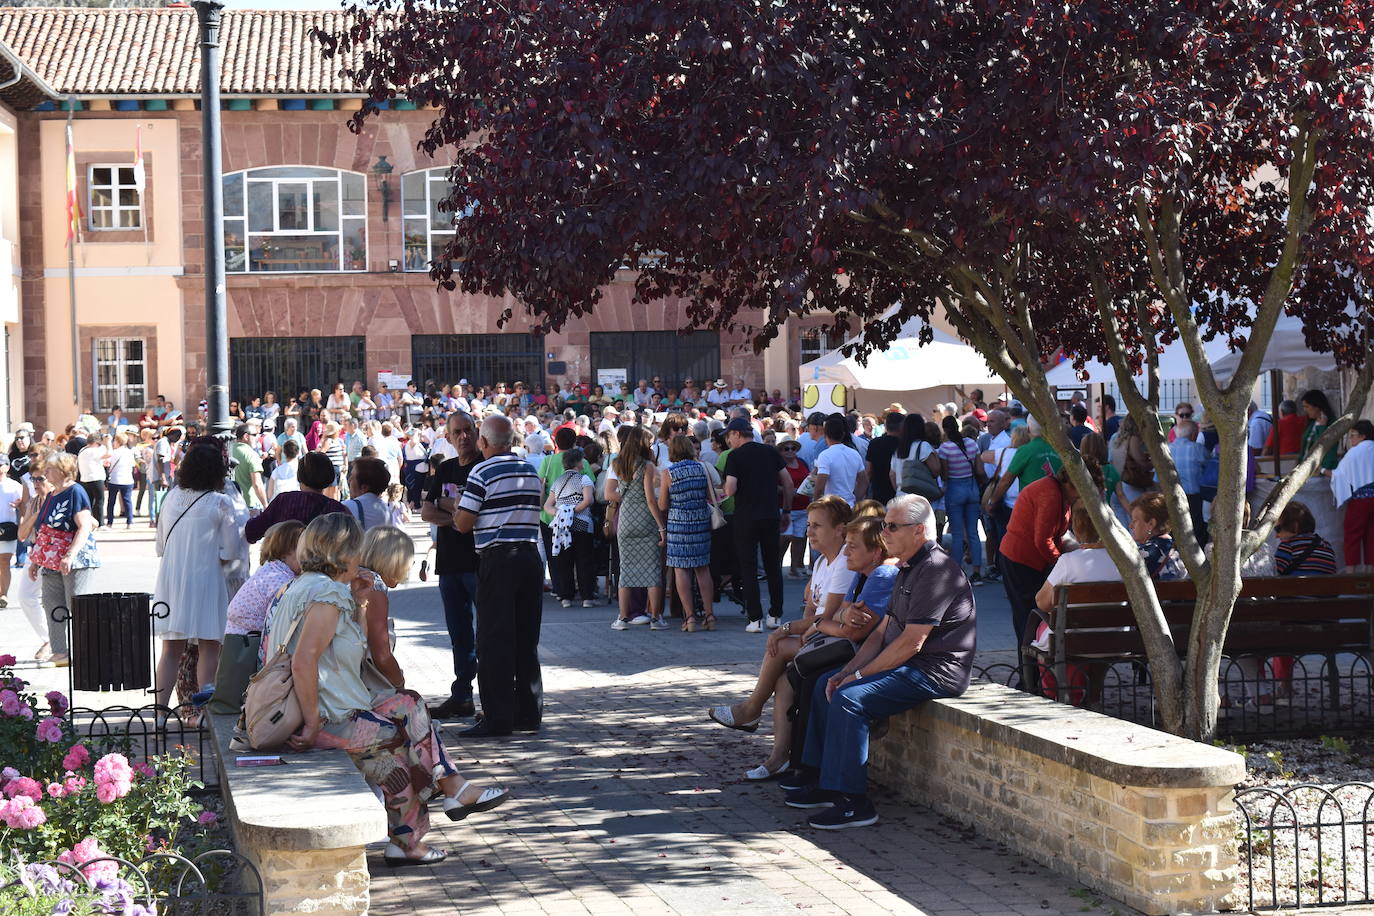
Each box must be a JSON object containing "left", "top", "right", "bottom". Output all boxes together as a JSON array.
[
  {"left": 1169, "top": 417, "right": 1210, "bottom": 545},
  {"left": 987, "top": 414, "right": 1061, "bottom": 506},
  {"left": 454, "top": 414, "right": 546, "bottom": 737},
  {"left": 784, "top": 493, "right": 976, "bottom": 829}
]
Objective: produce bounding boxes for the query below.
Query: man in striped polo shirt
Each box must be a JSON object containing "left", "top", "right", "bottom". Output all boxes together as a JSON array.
[{"left": 454, "top": 414, "right": 546, "bottom": 738}]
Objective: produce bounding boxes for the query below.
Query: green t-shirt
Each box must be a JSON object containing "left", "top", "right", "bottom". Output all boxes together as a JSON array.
[
  {"left": 230, "top": 441, "right": 264, "bottom": 509},
  {"left": 1301, "top": 421, "right": 1339, "bottom": 471},
  {"left": 1004, "top": 436, "right": 1062, "bottom": 489},
  {"left": 540, "top": 452, "right": 593, "bottom": 524},
  {"left": 715, "top": 449, "right": 735, "bottom": 514}
]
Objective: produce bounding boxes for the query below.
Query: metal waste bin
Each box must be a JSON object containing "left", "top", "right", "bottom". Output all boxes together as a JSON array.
[{"left": 64, "top": 592, "right": 162, "bottom": 692}]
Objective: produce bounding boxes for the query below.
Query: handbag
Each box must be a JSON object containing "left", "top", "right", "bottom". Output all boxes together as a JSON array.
[
  {"left": 980, "top": 447, "right": 1007, "bottom": 514},
  {"left": 0, "top": 521, "right": 18, "bottom": 541},
  {"left": 242, "top": 609, "right": 309, "bottom": 751},
  {"left": 554, "top": 471, "right": 592, "bottom": 534},
  {"left": 699, "top": 461, "right": 726, "bottom": 530},
  {"left": 791, "top": 633, "right": 858, "bottom": 679},
  {"left": 1121, "top": 437, "right": 1154, "bottom": 489},
  {"left": 900, "top": 445, "right": 944, "bottom": 501}
]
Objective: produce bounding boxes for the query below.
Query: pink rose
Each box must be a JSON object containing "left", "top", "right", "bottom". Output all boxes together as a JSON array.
[
  {"left": 58, "top": 837, "right": 116, "bottom": 882},
  {"left": 95, "top": 782, "right": 119, "bottom": 804},
  {"left": 197, "top": 810, "right": 218, "bottom": 826},
  {"left": 17, "top": 706, "right": 31, "bottom": 721},
  {"left": 62, "top": 744, "right": 89, "bottom": 772},
  {"left": 45, "top": 690, "right": 69, "bottom": 717},
  {"left": 1, "top": 795, "right": 46, "bottom": 829},
  {"left": 35, "top": 716, "right": 63, "bottom": 743},
  {"left": 0, "top": 654, "right": 15, "bottom": 667},
  {"left": 94, "top": 753, "right": 133, "bottom": 785},
  {"left": 1, "top": 766, "right": 18, "bottom": 783},
  {"left": 132, "top": 762, "right": 155, "bottom": 779},
  {"left": 4, "top": 777, "right": 42, "bottom": 802},
  {"left": 0, "top": 690, "right": 22, "bottom": 717},
  {"left": 46, "top": 782, "right": 63, "bottom": 799},
  {"left": 62, "top": 775, "right": 86, "bottom": 796}
]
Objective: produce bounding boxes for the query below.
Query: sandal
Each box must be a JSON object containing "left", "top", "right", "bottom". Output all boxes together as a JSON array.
[
  {"left": 744, "top": 762, "right": 787, "bottom": 781},
  {"left": 703, "top": 614, "right": 717, "bottom": 631},
  {"left": 383, "top": 842, "right": 449, "bottom": 867},
  {"left": 707, "top": 705, "right": 760, "bottom": 733},
  {"left": 682, "top": 616, "right": 697, "bottom": 633},
  {"left": 443, "top": 780, "right": 511, "bottom": 822}
]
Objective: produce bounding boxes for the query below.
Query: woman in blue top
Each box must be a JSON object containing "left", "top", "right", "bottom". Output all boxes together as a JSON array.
[{"left": 657, "top": 435, "right": 715, "bottom": 630}]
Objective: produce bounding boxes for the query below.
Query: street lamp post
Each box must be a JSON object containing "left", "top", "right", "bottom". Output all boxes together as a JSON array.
[{"left": 194, "top": 0, "right": 231, "bottom": 436}]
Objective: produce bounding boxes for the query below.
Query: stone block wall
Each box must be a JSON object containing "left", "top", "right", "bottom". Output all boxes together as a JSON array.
[{"left": 869, "top": 684, "right": 1244, "bottom": 916}]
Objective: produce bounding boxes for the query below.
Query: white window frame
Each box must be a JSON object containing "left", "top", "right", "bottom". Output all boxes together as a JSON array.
[
  {"left": 222, "top": 166, "right": 367, "bottom": 274},
  {"left": 92, "top": 337, "right": 146, "bottom": 412},
  {"left": 402, "top": 167, "right": 468, "bottom": 272},
  {"left": 800, "top": 327, "right": 835, "bottom": 365},
  {"left": 87, "top": 164, "right": 142, "bottom": 231}
]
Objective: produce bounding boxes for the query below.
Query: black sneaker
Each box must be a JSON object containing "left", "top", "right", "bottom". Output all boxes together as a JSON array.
[
  {"left": 777, "top": 767, "right": 816, "bottom": 792},
  {"left": 808, "top": 796, "right": 880, "bottom": 830},
  {"left": 428, "top": 696, "right": 476, "bottom": 719},
  {"left": 784, "top": 785, "right": 835, "bottom": 809}
]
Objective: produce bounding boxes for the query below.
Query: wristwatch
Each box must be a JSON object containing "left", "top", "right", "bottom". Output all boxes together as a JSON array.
[{"left": 853, "top": 669, "right": 862, "bottom": 680}]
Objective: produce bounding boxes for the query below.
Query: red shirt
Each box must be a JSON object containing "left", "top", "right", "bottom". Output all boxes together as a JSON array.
[
  {"left": 998, "top": 476, "right": 1070, "bottom": 571},
  {"left": 784, "top": 459, "right": 810, "bottom": 510},
  {"left": 1266, "top": 413, "right": 1305, "bottom": 455}
]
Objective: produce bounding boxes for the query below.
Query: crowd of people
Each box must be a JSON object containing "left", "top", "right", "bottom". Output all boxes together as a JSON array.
[{"left": 3, "top": 371, "right": 1365, "bottom": 837}]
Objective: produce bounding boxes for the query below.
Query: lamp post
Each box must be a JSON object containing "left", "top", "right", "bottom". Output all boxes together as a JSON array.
[
  {"left": 371, "top": 155, "right": 394, "bottom": 222},
  {"left": 194, "top": 0, "right": 231, "bottom": 436}
]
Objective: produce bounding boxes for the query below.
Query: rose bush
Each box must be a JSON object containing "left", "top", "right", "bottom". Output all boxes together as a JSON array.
[
  {"left": 0, "top": 857, "right": 155, "bottom": 916},
  {"left": 0, "top": 658, "right": 207, "bottom": 869}
]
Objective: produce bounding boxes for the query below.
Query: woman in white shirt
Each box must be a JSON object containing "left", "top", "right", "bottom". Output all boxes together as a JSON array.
[
  {"left": 104, "top": 433, "right": 137, "bottom": 528},
  {"left": 325, "top": 383, "right": 352, "bottom": 425},
  {"left": 77, "top": 437, "right": 110, "bottom": 526},
  {"left": 269, "top": 438, "right": 302, "bottom": 500}
]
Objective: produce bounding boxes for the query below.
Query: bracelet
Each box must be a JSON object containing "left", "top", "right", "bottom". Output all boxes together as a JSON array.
[{"left": 854, "top": 669, "right": 863, "bottom": 679}]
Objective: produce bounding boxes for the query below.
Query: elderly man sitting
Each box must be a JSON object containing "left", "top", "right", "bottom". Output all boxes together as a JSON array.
[{"left": 783, "top": 493, "right": 977, "bottom": 829}]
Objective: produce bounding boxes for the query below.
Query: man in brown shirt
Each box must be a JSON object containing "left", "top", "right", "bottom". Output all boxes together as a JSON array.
[{"left": 784, "top": 493, "right": 976, "bottom": 829}]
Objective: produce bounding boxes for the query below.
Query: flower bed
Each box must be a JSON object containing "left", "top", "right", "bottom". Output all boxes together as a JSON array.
[{"left": 0, "top": 655, "right": 233, "bottom": 913}]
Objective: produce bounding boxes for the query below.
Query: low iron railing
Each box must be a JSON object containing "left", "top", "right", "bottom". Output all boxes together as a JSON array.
[{"left": 5, "top": 850, "right": 263, "bottom": 915}]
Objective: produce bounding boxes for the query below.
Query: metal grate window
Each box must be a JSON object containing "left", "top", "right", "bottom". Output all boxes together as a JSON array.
[
  {"left": 799, "top": 327, "right": 835, "bottom": 366},
  {"left": 591, "top": 331, "right": 720, "bottom": 390},
  {"left": 411, "top": 334, "right": 544, "bottom": 391},
  {"left": 92, "top": 337, "right": 146, "bottom": 412},
  {"left": 230, "top": 336, "right": 367, "bottom": 406}
]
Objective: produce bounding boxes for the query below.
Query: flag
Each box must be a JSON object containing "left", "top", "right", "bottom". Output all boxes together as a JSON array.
[
  {"left": 64, "top": 123, "right": 81, "bottom": 247},
  {"left": 132, "top": 125, "right": 145, "bottom": 195}
]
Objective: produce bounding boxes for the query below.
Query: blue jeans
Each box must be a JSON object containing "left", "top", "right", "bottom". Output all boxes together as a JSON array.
[
  {"left": 438, "top": 572, "right": 479, "bottom": 701},
  {"left": 802, "top": 664, "right": 952, "bottom": 795},
  {"left": 944, "top": 477, "right": 983, "bottom": 568}
]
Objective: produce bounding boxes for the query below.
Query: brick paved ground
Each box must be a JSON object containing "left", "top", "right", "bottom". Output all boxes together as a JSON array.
[{"left": 4, "top": 523, "right": 1136, "bottom": 915}]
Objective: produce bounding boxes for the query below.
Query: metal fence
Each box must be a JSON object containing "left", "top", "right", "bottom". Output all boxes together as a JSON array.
[
  {"left": 66, "top": 704, "right": 218, "bottom": 792},
  {"left": 1235, "top": 783, "right": 1374, "bottom": 910},
  {"left": 5, "top": 850, "right": 263, "bottom": 915},
  {"left": 229, "top": 335, "right": 367, "bottom": 406}
]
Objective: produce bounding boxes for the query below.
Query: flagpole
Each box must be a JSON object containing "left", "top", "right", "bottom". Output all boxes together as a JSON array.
[{"left": 66, "top": 100, "right": 79, "bottom": 409}]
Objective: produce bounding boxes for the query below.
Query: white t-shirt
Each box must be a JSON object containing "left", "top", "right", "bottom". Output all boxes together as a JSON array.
[
  {"left": 1035, "top": 547, "right": 1123, "bottom": 651},
  {"left": 992, "top": 446, "right": 1020, "bottom": 508},
  {"left": 728, "top": 388, "right": 751, "bottom": 403},
  {"left": 107, "top": 446, "right": 136, "bottom": 486},
  {"left": 983, "top": 430, "right": 1011, "bottom": 479},
  {"left": 815, "top": 442, "right": 864, "bottom": 506},
  {"left": 808, "top": 545, "right": 854, "bottom": 612},
  {"left": 269, "top": 460, "right": 299, "bottom": 497},
  {"left": 0, "top": 476, "right": 22, "bottom": 526},
  {"left": 78, "top": 445, "right": 107, "bottom": 482}
]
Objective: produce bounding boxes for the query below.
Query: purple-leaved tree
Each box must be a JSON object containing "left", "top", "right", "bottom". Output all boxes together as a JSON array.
[{"left": 320, "top": 0, "right": 1374, "bottom": 739}]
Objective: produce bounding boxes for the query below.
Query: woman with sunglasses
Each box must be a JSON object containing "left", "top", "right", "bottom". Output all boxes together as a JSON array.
[{"left": 777, "top": 437, "right": 812, "bottom": 577}]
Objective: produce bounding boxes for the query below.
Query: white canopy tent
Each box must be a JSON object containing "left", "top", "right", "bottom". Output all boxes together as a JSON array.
[{"left": 800, "top": 319, "right": 1003, "bottom": 412}]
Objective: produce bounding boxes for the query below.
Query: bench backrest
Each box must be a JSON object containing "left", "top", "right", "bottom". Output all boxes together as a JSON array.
[{"left": 1048, "top": 575, "right": 1374, "bottom": 657}]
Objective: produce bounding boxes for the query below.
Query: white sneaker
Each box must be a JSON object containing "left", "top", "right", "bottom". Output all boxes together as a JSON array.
[
  {"left": 611, "top": 618, "right": 630, "bottom": 630},
  {"left": 560, "top": 599, "right": 573, "bottom": 608},
  {"left": 628, "top": 614, "right": 653, "bottom": 625},
  {"left": 649, "top": 617, "right": 670, "bottom": 630},
  {"left": 582, "top": 599, "right": 597, "bottom": 608},
  {"left": 744, "top": 620, "right": 763, "bottom": 633},
  {"left": 765, "top": 616, "right": 783, "bottom": 630}
]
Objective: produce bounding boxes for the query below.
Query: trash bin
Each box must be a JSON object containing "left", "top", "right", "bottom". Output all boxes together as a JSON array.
[{"left": 67, "top": 592, "right": 158, "bottom": 691}]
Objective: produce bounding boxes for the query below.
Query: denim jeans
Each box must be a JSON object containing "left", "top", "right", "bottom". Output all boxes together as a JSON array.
[
  {"left": 106, "top": 483, "right": 134, "bottom": 527},
  {"left": 944, "top": 476, "right": 982, "bottom": 568},
  {"left": 802, "top": 664, "right": 952, "bottom": 796},
  {"left": 438, "top": 571, "right": 479, "bottom": 701}
]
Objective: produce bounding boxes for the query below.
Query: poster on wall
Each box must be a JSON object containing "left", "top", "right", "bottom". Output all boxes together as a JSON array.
[
  {"left": 801, "top": 383, "right": 848, "bottom": 414},
  {"left": 597, "top": 368, "right": 628, "bottom": 395},
  {"left": 377, "top": 370, "right": 412, "bottom": 391}
]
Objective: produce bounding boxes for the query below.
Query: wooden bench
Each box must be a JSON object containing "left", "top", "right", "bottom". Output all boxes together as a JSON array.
[
  {"left": 206, "top": 715, "right": 387, "bottom": 916},
  {"left": 1024, "top": 574, "right": 1374, "bottom": 707}
]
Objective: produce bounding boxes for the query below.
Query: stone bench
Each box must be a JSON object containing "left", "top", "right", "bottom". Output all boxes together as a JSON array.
[
  {"left": 207, "top": 715, "right": 388, "bottom": 916},
  {"left": 868, "top": 683, "right": 1246, "bottom": 916}
]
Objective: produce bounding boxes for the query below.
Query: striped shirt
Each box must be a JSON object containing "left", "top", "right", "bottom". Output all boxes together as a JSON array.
[
  {"left": 1274, "top": 533, "right": 1338, "bottom": 576},
  {"left": 938, "top": 438, "right": 980, "bottom": 480},
  {"left": 458, "top": 453, "right": 543, "bottom": 551}
]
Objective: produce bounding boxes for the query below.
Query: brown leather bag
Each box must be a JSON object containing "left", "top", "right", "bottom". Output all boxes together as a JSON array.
[{"left": 242, "top": 608, "right": 307, "bottom": 751}]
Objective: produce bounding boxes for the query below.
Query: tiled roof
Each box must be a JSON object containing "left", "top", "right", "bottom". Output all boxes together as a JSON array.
[
  {"left": 0, "top": 39, "right": 58, "bottom": 109},
  {"left": 0, "top": 8, "right": 373, "bottom": 97}
]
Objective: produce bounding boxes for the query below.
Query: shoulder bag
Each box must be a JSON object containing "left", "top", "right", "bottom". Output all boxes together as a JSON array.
[
  {"left": 980, "top": 447, "right": 1008, "bottom": 514},
  {"left": 698, "top": 461, "right": 726, "bottom": 530},
  {"left": 900, "top": 444, "right": 944, "bottom": 501},
  {"left": 1120, "top": 436, "right": 1155, "bottom": 489},
  {"left": 242, "top": 607, "right": 308, "bottom": 751}
]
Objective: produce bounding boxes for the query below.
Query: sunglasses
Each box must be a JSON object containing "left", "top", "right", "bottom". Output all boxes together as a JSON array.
[
  {"left": 882, "top": 521, "right": 920, "bottom": 532},
  {"left": 780, "top": 445, "right": 799, "bottom": 452},
  {"left": 1177, "top": 412, "right": 1193, "bottom": 419}
]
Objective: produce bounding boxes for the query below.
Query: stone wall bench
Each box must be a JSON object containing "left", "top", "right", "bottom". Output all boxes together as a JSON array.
[
  {"left": 869, "top": 683, "right": 1246, "bottom": 916},
  {"left": 207, "top": 715, "right": 388, "bottom": 916}
]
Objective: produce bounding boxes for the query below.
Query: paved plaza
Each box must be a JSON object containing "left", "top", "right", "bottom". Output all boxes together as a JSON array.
[{"left": 6, "top": 524, "right": 1125, "bottom": 916}]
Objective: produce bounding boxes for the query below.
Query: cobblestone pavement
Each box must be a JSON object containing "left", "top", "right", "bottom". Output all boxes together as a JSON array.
[{"left": 4, "top": 523, "right": 1132, "bottom": 915}]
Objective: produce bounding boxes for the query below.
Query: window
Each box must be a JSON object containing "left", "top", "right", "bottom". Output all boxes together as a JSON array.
[
  {"left": 411, "top": 334, "right": 544, "bottom": 390},
  {"left": 230, "top": 336, "right": 367, "bottom": 406},
  {"left": 590, "top": 331, "right": 720, "bottom": 391},
  {"left": 223, "top": 167, "right": 367, "bottom": 273},
  {"left": 92, "top": 338, "right": 146, "bottom": 411},
  {"left": 88, "top": 166, "right": 141, "bottom": 230},
  {"left": 799, "top": 327, "right": 835, "bottom": 366},
  {"left": 402, "top": 168, "right": 470, "bottom": 271}
]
